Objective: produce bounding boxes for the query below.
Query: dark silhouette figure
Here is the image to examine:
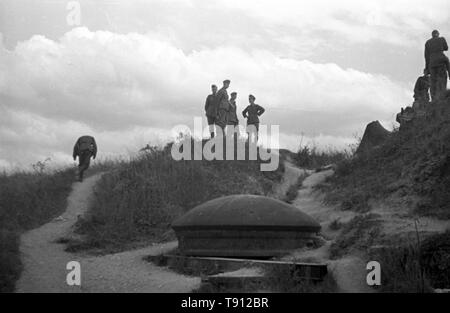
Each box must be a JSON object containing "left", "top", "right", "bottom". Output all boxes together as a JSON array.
[
  {"left": 414, "top": 71, "right": 431, "bottom": 104},
  {"left": 73, "top": 135, "right": 97, "bottom": 182},
  {"left": 205, "top": 84, "right": 218, "bottom": 138},
  {"left": 215, "top": 80, "right": 231, "bottom": 134},
  {"left": 242, "top": 94, "right": 265, "bottom": 143},
  {"left": 425, "top": 30, "right": 450, "bottom": 101},
  {"left": 227, "top": 92, "right": 239, "bottom": 127}
]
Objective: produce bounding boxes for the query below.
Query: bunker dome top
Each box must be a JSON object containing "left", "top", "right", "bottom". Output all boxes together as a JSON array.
[{"left": 171, "top": 195, "right": 321, "bottom": 232}]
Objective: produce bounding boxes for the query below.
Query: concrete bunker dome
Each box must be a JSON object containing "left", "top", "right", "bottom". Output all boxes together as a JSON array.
[{"left": 172, "top": 195, "right": 321, "bottom": 257}]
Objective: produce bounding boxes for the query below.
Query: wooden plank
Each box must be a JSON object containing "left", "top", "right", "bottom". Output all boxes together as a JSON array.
[{"left": 149, "top": 254, "right": 328, "bottom": 281}]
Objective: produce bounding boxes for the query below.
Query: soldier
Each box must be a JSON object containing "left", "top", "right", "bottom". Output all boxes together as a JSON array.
[
  {"left": 413, "top": 70, "right": 431, "bottom": 112},
  {"left": 227, "top": 92, "right": 239, "bottom": 127},
  {"left": 226, "top": 92, "right": 239, "bottom": 141},
  {"left": 425, "top": 30, "right": 450, "bottom": 101},
  {"left": 205, "top": 84, "right": 218, "bottom": 138},
  {"left": 73, "top": 135, "right": 97, "bottom": 182},
  {"left": 215, "top": 80, "right": 231, "bottom": 134},
  {"left": 242, "top": 95, "right": 265, "bottom": 143}
]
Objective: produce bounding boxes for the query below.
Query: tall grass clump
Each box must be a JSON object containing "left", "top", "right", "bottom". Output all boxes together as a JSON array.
[
  {"left": 294, "top": 143, "right": 353, "bottom": 170},
  {"left": 72, "top": 139, "right": 284, "bottom": 252},
  {"left": 0, "top": 166, "right": 75, "bottom": 292}
]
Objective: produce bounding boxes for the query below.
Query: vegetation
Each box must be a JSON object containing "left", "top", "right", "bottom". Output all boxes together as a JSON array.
[
  {"left": 293, "top": 142, "right": 353, "bottom": 170},
  {"left": 323, "top": 98, "right": 450, "bottom": 220},
  {"left": 329, "top": 214, "right": 382, "bottom": 259},
  {"left": 0, "top": 166, "right": 75, "bottom": 292},
  {"left": 68, "top": 139, "right": 284, "bottom": 253}
]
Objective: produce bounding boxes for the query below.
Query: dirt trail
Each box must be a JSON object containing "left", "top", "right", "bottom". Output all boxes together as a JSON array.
[
  {"left": 282, "top": 163, "right": 448, "bottom": 293},
  {"left": 16, "top": 174, "right": 200, "bottom": 293},
  {"left": 270, "top": 161, "right": 311, "bottom": 200},
  {"left": 278, "top": 166, "right": 372, "bottom": 292}
]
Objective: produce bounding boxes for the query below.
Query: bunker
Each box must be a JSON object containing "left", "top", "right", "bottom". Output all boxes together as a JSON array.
[{"left": 172, "top": 195, "right": 321, "bottom": 258}]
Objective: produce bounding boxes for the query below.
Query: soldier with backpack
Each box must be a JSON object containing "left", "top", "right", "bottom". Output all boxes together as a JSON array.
[{"left": 73, "top": 135, "right": 97, "bottom": 182}]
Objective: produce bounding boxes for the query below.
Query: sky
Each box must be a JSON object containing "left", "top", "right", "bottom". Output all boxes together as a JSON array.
[{"left": 1, "top": 0, "right": 449, "bottom": 170}]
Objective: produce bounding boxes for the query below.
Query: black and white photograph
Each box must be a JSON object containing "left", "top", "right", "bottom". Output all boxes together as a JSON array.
[{"left": 0, "top": 0, "right": 449, "bottom": 301}]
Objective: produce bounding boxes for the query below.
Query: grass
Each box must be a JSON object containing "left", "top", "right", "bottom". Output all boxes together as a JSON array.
[
  {"left": 372, "top": 244, "right": 434, "bottom": 293},
  {"left": 323, "top": 98, "right": 450, "bottom": 220},
  {"left": 68, "top": 139, "right": 285, "bottom": 254},
  {"left": 0, "top": 166, "right": 75, "bottom": 292},
  {"left": 293, "top": 143, "right": 353, "bottom": 170},
  {"left": 263, "top": 262, "right": 338, "bottom": 293},
  {"left": 329, "top": 214, "right": 382, "bottom": 259}
]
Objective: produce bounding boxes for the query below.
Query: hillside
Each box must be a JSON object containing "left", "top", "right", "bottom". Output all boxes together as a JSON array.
[
  {"left": 318, "top": 95, "right": 450, "bottom": 291},
  {"left": 67, "top": 140, "right": 285, "bottom": 253},
  {"left": 325, "top": 95, "right": 450, "bottom": 220}
]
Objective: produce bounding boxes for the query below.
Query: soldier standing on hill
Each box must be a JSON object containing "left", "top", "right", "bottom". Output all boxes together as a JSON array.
[
  {"left": 227, "top": 92, "right": 239, "bottom": 127},
  {"left": 205, "top": 84, "right": 218, "bottom": 138},
  {"left": 73, "top": 135, "right": 97, "bottom": 182},
  {"left": 226, "top": 92, "right": 239, "bottom": 140},
  {"left": 413, "top": 70, "right": 431, "bottom": 112},
  {"left": 425, "top": 30, "right": 450, "bottom": 101},
  {"left": 215, "top": 80, "right": 231, "bottom": 135},
  {"left": 242, "top": 94, "right": 265, "bottom": 144}
]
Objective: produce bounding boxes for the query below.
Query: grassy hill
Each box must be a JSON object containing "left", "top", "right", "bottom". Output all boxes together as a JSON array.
[
  {"left": 67, "top": 139, "right": 285, "bottom": 253},
  {"left": 321, "top": 95, "right": 450, "bottom": 291},
  {"left": 325, "top": 96, "right": 450, "bottom": 220}
]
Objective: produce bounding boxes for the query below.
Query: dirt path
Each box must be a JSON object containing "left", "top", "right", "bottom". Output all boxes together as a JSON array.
[
  {"left": 281, "top": 163, "right": 449, "bottom": 292},
  {"left": 270, "top": 161, "right": 311, "bottom": 200},
  {"left": 16, "top": 174, "right": 200, "bottom": 293},
  {"left": 277, "top": 166, "right": 372, "bottom": 292}
]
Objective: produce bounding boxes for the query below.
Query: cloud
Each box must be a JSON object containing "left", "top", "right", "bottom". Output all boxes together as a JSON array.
[{"left": 0, "top": 27, "right": 409, "bottom": 170}]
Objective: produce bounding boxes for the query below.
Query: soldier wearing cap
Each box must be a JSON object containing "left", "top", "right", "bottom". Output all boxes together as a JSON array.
[
  {"left": 215, "top": 80, "right": 231, "bottom": 133},
  {"left": 205, "top": 84, "right": 218, "bottom": 138},
  {"left": 413, "top": 70, "right": 431, "bottom": 112},
  {"left": 227, "top": 92, "right": 239, "bottom": 127},
  {"left": 242, "top": 94, "right": 265, "bottom": 143},
  {"left": 425, "top": 30, "right": 450, "bottom": 101}
]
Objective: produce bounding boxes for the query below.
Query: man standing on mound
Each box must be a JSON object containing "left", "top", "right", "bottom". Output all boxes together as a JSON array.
[
  {"left": 242, "top": 94, "right": 265, "bottom": 144},
  {"left": 73, "top": 135, "right": 97, "bottom": 182},
  {"left": 215, "top": 80, "right": 231, "bottom": 135},
  {"left": 425, "top": 30, "right": 450, "bottom": 101},
  {"left": 205, "top": 84, "right": 218, "bottom": 138}
]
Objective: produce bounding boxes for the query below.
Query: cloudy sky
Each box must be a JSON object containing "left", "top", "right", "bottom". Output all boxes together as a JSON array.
[{"left": 1, "top": 0, "right": 449, "bottom": 170}]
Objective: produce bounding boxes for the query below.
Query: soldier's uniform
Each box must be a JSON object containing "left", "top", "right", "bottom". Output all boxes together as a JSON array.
[
  {"left": 425, "top": 36, "right": 449, "bottom": 101},
  {"left": 227, "top": 99, "right": 239, "bottom": 126},
  {"left": 243, "top": 103, "right": 265, "bottom": 143},
  {"left": 413, "top": 75, "right": 430, "bottom": 113},
  {"left": 205, "top": 93, "right": 218, "bottom": 126},
  {"left": 414, "top": 75, "right": 430, "bottom": 103},
  {"left": 242, "top": 103, "right": 265, "bottom": 132},
  {"left": 73, "top": 136, "right": 97, "bottom": 182},
  {"left": 215, "top": 87, "right": 230, "bottom": 131}
]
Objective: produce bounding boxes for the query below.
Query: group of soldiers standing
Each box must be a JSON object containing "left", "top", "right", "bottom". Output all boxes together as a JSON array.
[
  {"left": 398, "top": 30, "right": 449, "bottom": 125},
  {"left": 205, "top": 79, "right": 265, "bottom": 142}
]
